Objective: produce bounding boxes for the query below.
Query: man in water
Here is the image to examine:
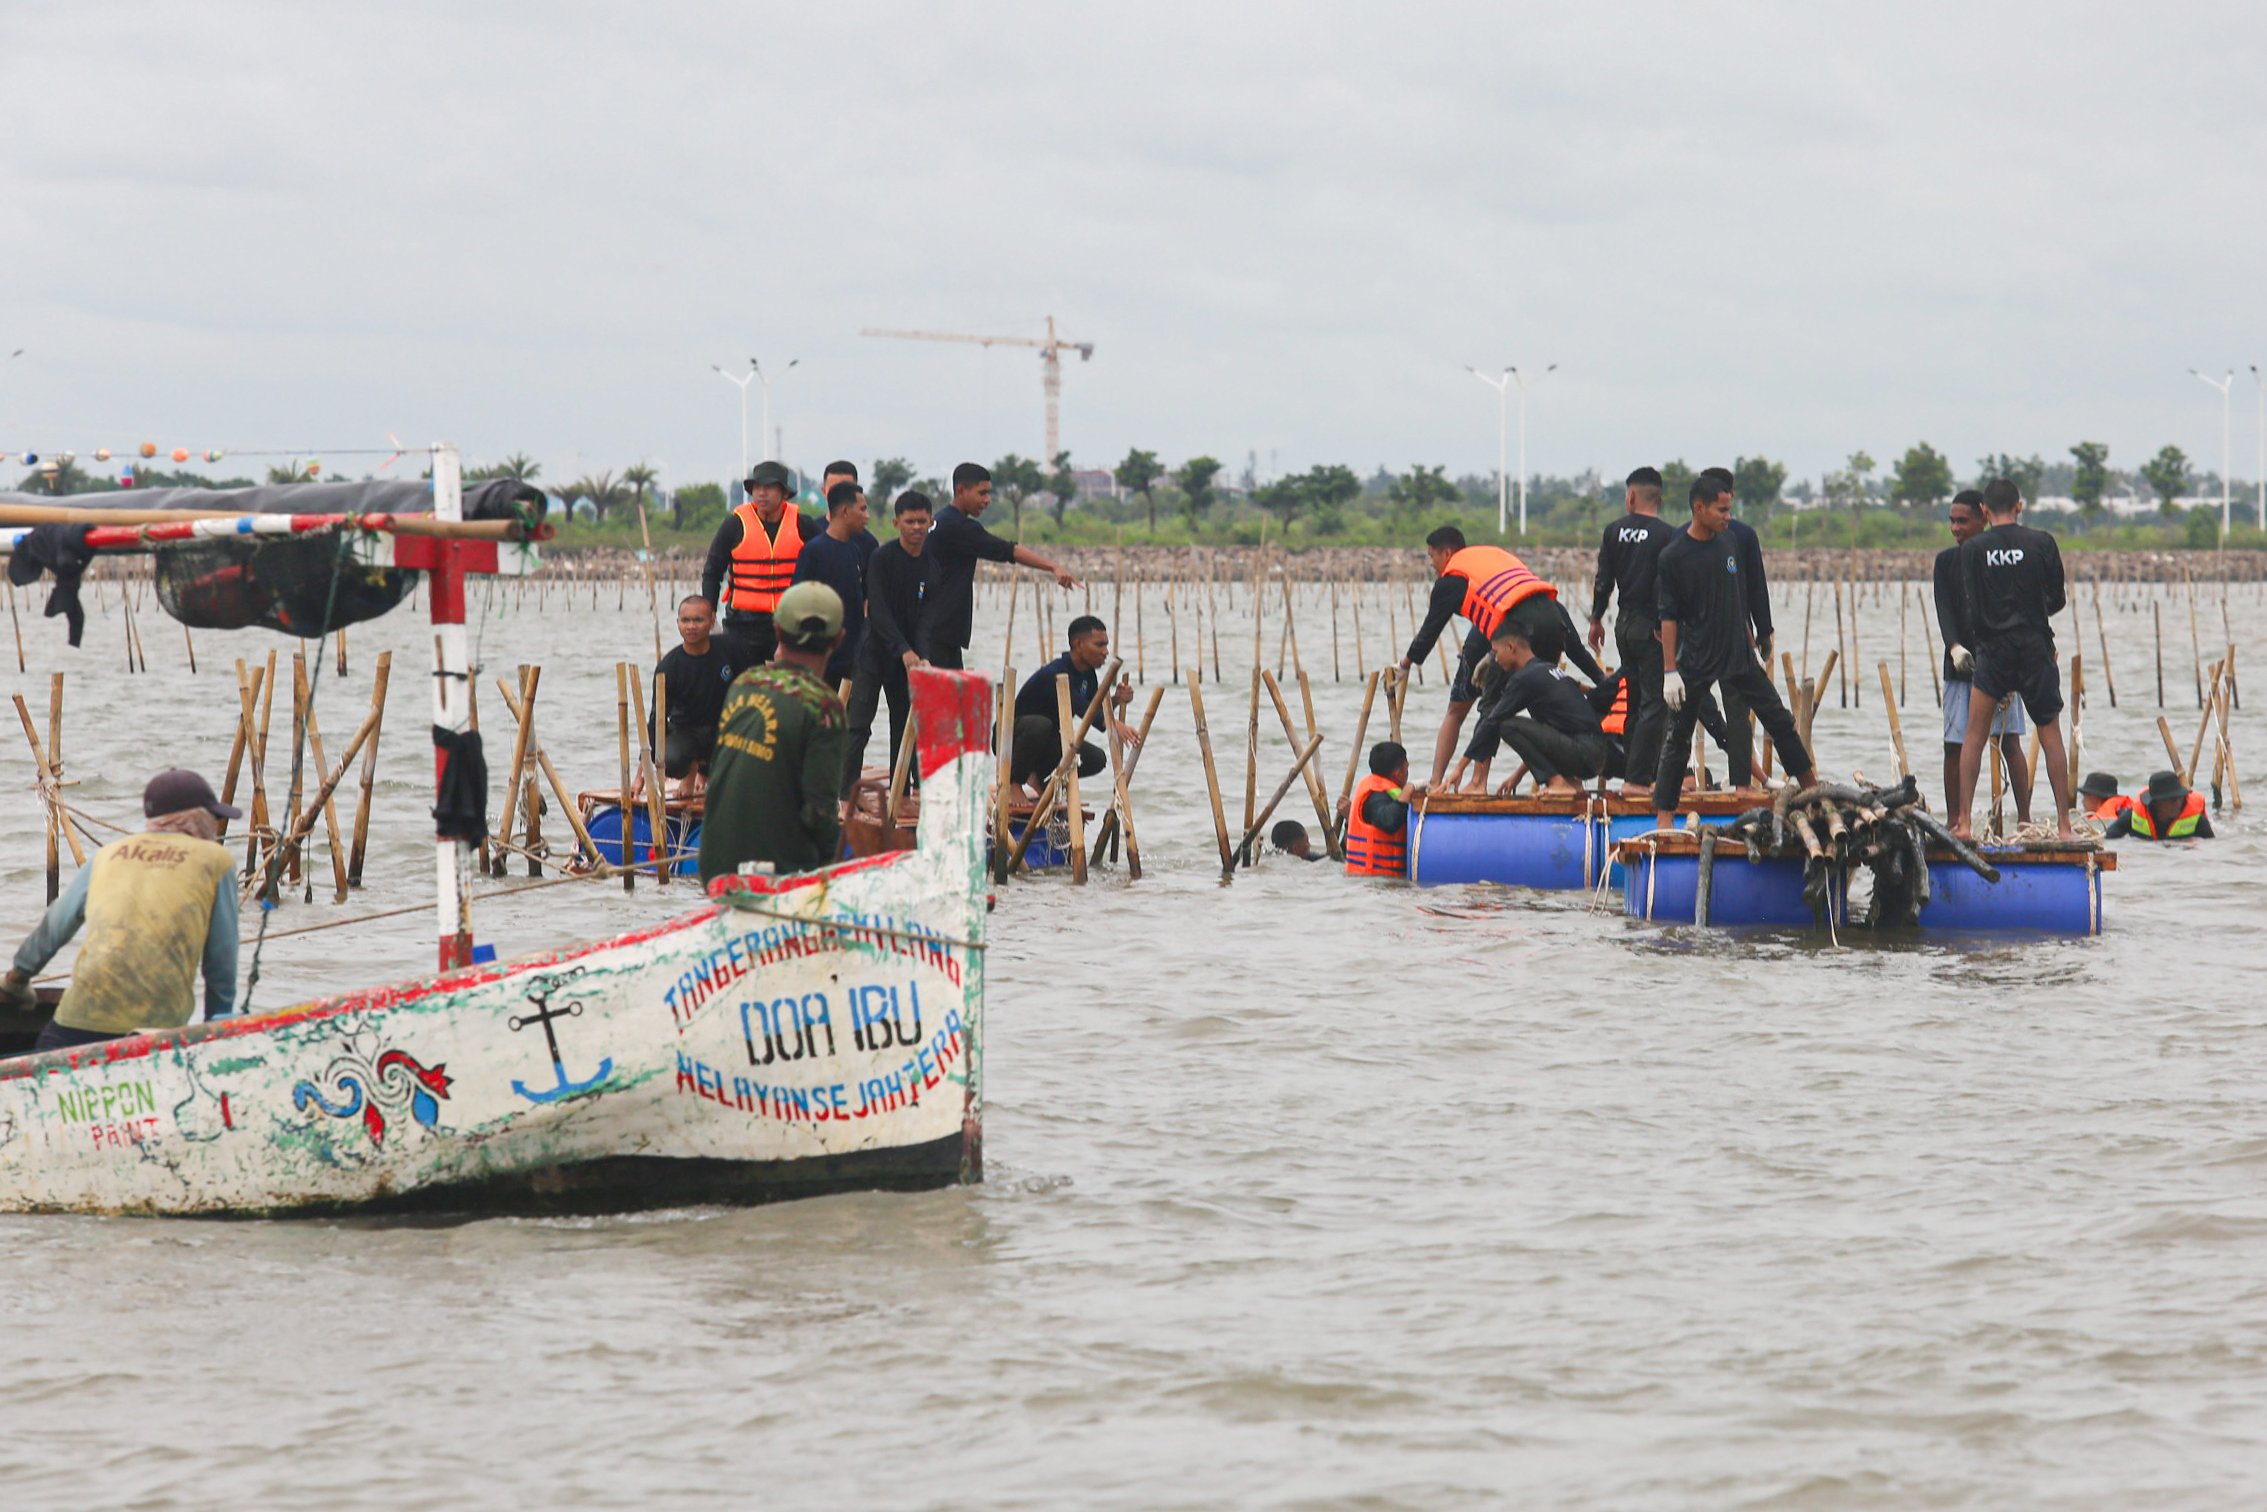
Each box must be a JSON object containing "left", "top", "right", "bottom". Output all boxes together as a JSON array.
[
  {"left": 1589, "top": 466, "right": 1680, "bottom": 796},
  {"left": 792, "top": 481, "right": 873, "bottom": 687},
  {"left": 1651, "top": 474, "right": 1815, "bottom": 829},
  {"left": 1269, "top": 820, "right": 1321, "bottom": 861},
  {"left": 1, "top": 769, "right": 241, "bottom": 1053},
  {"left": 1339, "top": 741, "right": 1425, "bottom": 878},
  {"left": 1450, "top": 617, "right": 1611, "bottom": 796},
  {"left": 841, "top": 490, "right": 938, "bottom": 795},
  {"left": 646, "top": 595, "right": 751, "bottom": 797},
  {"left": 920, "top": 462, "right": 1080, "bottom": 670},
  {"left": 2079, "top": 771, "right": 2129, "bottom": 822},
  {"left": 2103, "top": 770, "right": 2213, "bottom": 840},
  {"left": 1010, "top": 615, "right": 1137, "bottom": 789},
  {"left": 698, "top": 583, "right": 850, "bottom": 883},
  {"left": 701, "top": 460, "right": 824, "bottom": 664},
  {"left": 1399, "top": 525, "right": 1606, "bottom": 786},
  {"left": 1951, "top": 479, "right": 2075, "bottom": 839},
  {"left": 1935, "top": 488, "right": 2031, "bottom": 821}
]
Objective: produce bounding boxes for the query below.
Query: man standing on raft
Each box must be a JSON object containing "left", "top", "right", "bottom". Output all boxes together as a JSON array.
[
  {"left": 1651, "top": 474, "right": 1815, "bottom": 830},
  {"left": 1950, "top": 479, "right": 2075, "bottom": 840},
  {"left": 1399, "top": 526, "right": 1606, "bottom": 786}
]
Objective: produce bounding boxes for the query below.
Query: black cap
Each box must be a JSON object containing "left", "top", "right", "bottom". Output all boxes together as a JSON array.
[
  {"left": 745, "top": 460, "right": 792, "bottom": 491},
  {"left": 144, "top": 768, "right": 240, "bottom": 821},
  {"left": 2078, "top": 771, "right": 2121, "bottom": 800},
  {"left": 2144, "top": 770, "right": 2188, "bottom": 806}
]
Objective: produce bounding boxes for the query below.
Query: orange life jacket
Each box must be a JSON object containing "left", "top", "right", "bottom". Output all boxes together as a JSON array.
[
  {"left": 2087, "top": 795, "right": 2133, "bottom": 821},
  {"left": 1445, "top": 546, "right": 1556, "bottom": 639},
  {"left": 1602, "top": 679, "right": 1629, "bottom": 737},
  {"left": 724, "top": 503, "right": 808, "bottom": 616},
  {"left": 1343, "top": 773, "right": 1410, "bottom": 877},
  {"left": 2127, "top": 788, "right": 2206, "bottom": 840}
]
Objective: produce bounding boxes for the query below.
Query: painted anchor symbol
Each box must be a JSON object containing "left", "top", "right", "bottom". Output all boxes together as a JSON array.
[{"left": 508, "top": 967, "right": 614, "bottom": 1104}]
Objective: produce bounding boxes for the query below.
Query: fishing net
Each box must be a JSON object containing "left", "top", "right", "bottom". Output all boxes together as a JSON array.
[{"left": 154, "top": 530, "right": 414, "bottom": 634}]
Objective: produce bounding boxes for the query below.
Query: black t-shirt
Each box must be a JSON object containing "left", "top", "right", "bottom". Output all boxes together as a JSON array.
[
  {"left": 1654, "top": 527, "right": 1750, "bottom": 681},
  {"left": 1591, "top": 513, "right": 1679, "bottom": 623},
  {"left": 1724, "top": 517, "right": 1773, "bottom": 639},
  {"left": 923, "top": 504, "right": 1019, "bottom": 658},
  {"left": 791, "top": 530, "right": 868, "bottom": 680},
  {"left": 1465, "top": 659, "right": 1604, "bottom": 759},
  {"left": 1932, "top": 545, "right": 1970, "bottom": 682},
  {"left": 861, "top": 540, "right": 935, "bottom": 668},
  {"left": 657, "top": 638, "right": 751, "bottom": 734},
  {"left": 1014, "top": 654, "right": 1103, "bottom": 727},
  {"left": 1959, "top": 522, "right": 2065, "bottom": 648}
]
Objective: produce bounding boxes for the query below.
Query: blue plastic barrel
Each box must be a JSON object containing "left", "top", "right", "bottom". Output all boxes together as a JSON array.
[
  {"left": 1410, "top": 810, "right": 1599, "bottom": 888},
  {"left": 584, "top": 804, "right": 702, "bottom": 877},
  {"left": 1916, "top": 852, "right": 2103, "bottom": 934},
  {"left": 1621, "top": 846, "right": 1835, "bottom": 926}
]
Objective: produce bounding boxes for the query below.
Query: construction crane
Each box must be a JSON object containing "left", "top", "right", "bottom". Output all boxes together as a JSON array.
[{"left": 860, "top": 315, "right": 1094, "bottom": 465}]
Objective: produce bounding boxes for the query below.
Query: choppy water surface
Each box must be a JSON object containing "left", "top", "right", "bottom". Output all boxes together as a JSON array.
[{"left": 2, "top": 565, "right": 2263, "bottom": 1509}]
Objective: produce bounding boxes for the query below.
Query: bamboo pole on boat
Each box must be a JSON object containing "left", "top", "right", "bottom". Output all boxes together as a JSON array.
[
  {"left": 347, "top": 650, "right": 391, "bottom": 886},
  {"left": 1262, "top": 670, "right": 1336, "bottom": 861},
  {"left": 1187, "top": 676, "right": 1235, "bottom": 871},
  {"left": 884, "top": 712, "right": 919, "bottom": 839},
  {"left": 631, "top": 671, "right": 669, "bottom": 884},
  {"left": 1055, "top": 673, "right": 1089, "bottom": 884},
  {"left": 1226, "top": 736, "right": 1325, "bottom": 877},
  {"left": 614, "top": 663, "right": 636, "bottom": 892},
  {"left": 1879, "top": 663, "right": 1910, "bottom": 780}
]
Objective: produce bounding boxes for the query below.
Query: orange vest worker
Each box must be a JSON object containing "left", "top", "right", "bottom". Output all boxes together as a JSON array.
[
  {"left": 1444, "top": 545, "right": 1556, "bottom": 639},
  {"left": 724, "top": 503, "right": 808, "bottom": 617},
  {"left": 1343, "top": 773, "right": 1411, "bottom": 877}
]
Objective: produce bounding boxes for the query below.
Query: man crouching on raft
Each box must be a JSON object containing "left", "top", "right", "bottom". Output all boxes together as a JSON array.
[
  {"left": 1398, "top": 526, "right": 1607, "bottom": 786},
  {"left": 1651, "top": 474, "right": 1815, "bottom": 829}
]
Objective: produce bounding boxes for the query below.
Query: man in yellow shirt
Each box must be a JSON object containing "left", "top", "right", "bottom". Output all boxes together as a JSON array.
[{"left": 2, "top": 769, "right": 241, "bottom": 1053}]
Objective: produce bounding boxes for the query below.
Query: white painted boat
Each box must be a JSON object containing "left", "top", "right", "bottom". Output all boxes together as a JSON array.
[{"left": 0, "top": 450, "right": 990, "bottom": 1215}]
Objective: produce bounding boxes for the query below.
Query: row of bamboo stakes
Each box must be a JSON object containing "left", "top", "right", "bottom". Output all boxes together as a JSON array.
[{"left": 7, "top": 542, "right": 2255, "bottom": 912}]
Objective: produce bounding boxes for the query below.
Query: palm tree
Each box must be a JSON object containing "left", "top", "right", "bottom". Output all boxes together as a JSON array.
[
  {"left": 265, "top": 460, "right": 316, "bottom": 484},
  {"left": 565, "top": 471, "right": 628, "bottom": 523}
]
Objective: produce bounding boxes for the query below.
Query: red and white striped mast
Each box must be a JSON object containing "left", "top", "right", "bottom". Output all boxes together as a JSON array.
[{"left": 427, "top": 443, "right": 476, "bottom": 969}]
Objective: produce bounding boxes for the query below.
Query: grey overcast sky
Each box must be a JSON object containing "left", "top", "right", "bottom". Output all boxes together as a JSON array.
[{"left": 3, "top": 2, "right": 2262, "bottom": 491}]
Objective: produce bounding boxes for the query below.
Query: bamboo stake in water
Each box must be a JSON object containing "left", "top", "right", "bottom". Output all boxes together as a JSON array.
[
  {"left": 614, "top": 663, "right": 635, "bottom": 892},
  {"left": 1187, "top": 676, "right": 1235, "bottom": 871},
  {"left": 1334, "top": 669, "right": 1384, "bottom": 848},
  {"left": 1054, "top": 672, "right": 1088, "bottom": 885},
  {"left": 2154, "top": 599, "right": 2165, "bottom": 707},
  {"left": 347, "top": 650, "right": 392, "bottom": 887},
  {"left": 1878, "top": 663, "right": 1909, "bottom": 780},
  {"left": 1262, "top": 670, "right": 1336, "bottom": 863},
  {"left": 991, "top": 664, "right": 1017, "bottom": 883},
  {"left": 2092, "top": 578, "right": 2118, "bottom": 707},
  {"left": 1226, "top": 736, "right": 1325, "bottom": 878}
]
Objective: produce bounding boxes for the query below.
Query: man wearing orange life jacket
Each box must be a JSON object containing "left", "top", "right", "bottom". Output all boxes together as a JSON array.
[
  {"left": 1398, "top": 526, "right": 1607, "bottom": 786},
  {"left": 700, "top": 460, "right": 825, "bottom": 665},
  {"left": 1339, "top": 741, "right": 1424, "bottom": 878},
  {"left": 2078, "top": 772, "right": 2130, "bottom": 823},
  {"left": 2104, "top": 770, "right": 2213, "bottom": 840}
]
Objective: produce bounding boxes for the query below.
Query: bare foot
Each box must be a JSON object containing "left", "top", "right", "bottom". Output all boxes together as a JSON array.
[{"left": 1544, "top": 777, "right": 1582, "bottom": 795}]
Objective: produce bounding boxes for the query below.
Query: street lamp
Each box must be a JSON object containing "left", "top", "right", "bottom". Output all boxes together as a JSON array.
[
  {"left": 1509, "top": 363, "right": 1557, "bottom": 537},
  {"left": 711, "top": 362, "right": 755, "bottom": 481},
  {"left": 1465, "top": 366, "right": 1511, "bottom": 535},
  {"left": 752, "top": 355, "right": 799, "bottom": 472},
  {"left": 2191, "top": 368, "right": 2233, "bottom": 540},
  {"left": 2252, "top": 365, "right": 2265, "bottom": 532}
]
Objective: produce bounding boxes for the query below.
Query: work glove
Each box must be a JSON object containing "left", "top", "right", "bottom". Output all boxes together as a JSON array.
[
  {"left": 1662, "top": 670, "right": 1687, "bottom": 711},
  {"left": 0, "top": 969, "right": 35, "bottom": 1015},
  {"left": 1950, "top": 643, "right": 1974, "bottom": 674}
]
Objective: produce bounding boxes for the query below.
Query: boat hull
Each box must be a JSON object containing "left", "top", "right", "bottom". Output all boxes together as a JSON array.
[{"left": 0, "top": 670, "right": 996, "bottom": 1217}]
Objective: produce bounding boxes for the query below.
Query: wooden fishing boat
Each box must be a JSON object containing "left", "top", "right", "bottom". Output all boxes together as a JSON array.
[
  {"left": 1410, "top": 789, "right": 1752, "bottom": 890},
  {"left": 1615, "top": 829, "right": 2115, "bottom": 933},
  {"left": 0, "top": 450, "right": 990, "bottom": 1215}
]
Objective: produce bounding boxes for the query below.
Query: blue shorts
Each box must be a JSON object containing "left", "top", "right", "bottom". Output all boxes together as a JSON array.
[{"left": 1942, "top": 678, "right": 2028, "bottom": 744}]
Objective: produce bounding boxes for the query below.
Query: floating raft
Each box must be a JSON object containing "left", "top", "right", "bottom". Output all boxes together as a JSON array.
[
  {"left": 1411, "top": 791, "right": 1754, "bottom": 890},
  {"left": 580, "top": 789, "right": 702, "bottom": 877},
  {"left": 1616, "top": 830, "right": 2116, "bottom": 934}
]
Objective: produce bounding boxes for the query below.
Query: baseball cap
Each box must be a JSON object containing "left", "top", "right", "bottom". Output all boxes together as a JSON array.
[
  {"left": 773, "top": 581, "right": 844, "bottom": 648},
  {"left": 145, "top": 768, "right": 241, "bottom": 821}
]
